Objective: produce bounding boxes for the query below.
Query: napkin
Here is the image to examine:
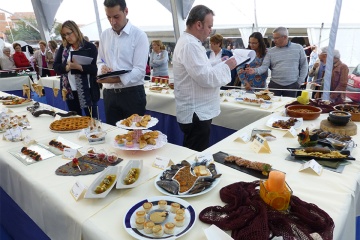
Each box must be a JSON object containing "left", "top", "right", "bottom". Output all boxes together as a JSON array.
[
  {"left": 231, "top": 49, "right": 256, "bottom": 67},
  {"left": 204, "top": 224, "right": 233, "bottom": 240}
]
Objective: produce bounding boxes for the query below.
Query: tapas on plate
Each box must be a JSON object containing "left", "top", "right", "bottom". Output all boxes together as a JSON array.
[
  {"left": 235, "top": 97, "right": 271, "bottom": 106},
  {"left": 123, "top": 196, "right": 196, "bottom": 240},
  {"left": 84, "top": 166, "right": 120, "bottom": 199},
  {"left": 155, "top": 160, "right": 221, "bottom": 197},
  {"left": 116, "top": 160, "right": 144, "bottom": 189},
  {"left": 266, "top": 116, "right": 303, "bottom": 130}
]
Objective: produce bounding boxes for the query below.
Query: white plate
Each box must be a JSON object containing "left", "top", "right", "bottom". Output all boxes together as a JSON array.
[
  {"left": 116, "top": 117, "right": 159, "bottom": 130},
  {"left": 3, "top": 100, "right": 33, "bottom": 108},
  {"left": 235, "top": 97, "right": 271, "bottom": 106},
  {"left": 123, "top": 196, "right": 196, "bottom": 240},
  {"left": 154, "top": 162, "right": 221, "bottom": 198},
  {"left": 9, "top": 144, "right": 56, "bottom": 166},
  {"left": 84, "top": 166, "right": 120, "bottom": 199},
  {"left": 116, "top": 160, "right": 146, "bottom": 189},
  {"left": 113, "top": 131, "right": 168, "bottom": 151},
  {"left": 265, "top": 116, "right": 303, "bottom": 130},
  {"left": 86, "top": 131, "right": 107, "bottom": 145}
]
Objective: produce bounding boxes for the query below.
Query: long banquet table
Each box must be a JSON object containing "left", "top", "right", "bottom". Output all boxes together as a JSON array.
[
  {"left": 1, "top": 90, "right": 360, "bottom": 239},
  {"left": 0, "top": 75, "right": 33, "bottom": 97},
  {"left": 80, "top": 112, "right": 360, "bottom": 240}
]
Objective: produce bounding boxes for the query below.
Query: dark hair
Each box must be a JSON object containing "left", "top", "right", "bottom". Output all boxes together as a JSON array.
[
  {"left": 248, "top": 32, "right": 267, "bottom": 58},
  {"left": 186, "top": 5, "right": 214, "bottom": 27},
  {"left": 12, "top": 43, "right": 21, "bottom": 49},
  {"left": 48, "top": 40, "right": 58, "bottom": 50},
  {"left": 104, "top": 0, "right": 126, "bottom": 10}
]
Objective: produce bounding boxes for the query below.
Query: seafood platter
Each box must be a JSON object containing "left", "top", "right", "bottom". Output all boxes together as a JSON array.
[
  {"left": 123, "top": 196, "right": 196, "bottom": 239},
  {"left": 155, "top": 160, "right": 222, "bottom": 197}
]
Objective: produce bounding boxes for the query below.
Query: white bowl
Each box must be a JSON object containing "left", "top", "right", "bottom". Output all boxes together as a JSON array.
[
  {"left": 116, "top": 160, "right": 144, "bottom": 189},
  {"left": 86, "top": 131, "right": 106, "bottom": 144}
]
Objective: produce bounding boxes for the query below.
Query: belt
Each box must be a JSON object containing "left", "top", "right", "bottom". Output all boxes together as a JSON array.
[{"left": 104, "top": 85, "right": 144, "bottom": 93}]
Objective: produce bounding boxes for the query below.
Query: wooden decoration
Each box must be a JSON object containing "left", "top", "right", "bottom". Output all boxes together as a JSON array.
[{"left": 320, "top": 120, "right": 357, "bottom": 136}]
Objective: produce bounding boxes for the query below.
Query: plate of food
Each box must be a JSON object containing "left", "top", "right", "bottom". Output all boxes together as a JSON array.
[
  {"left": 9, "top": 144, "right": 56, "bottom": 166},
  {"left": 287, "top": 147, "right": 355, "bottom": 161},
  {"left": 123, "top": 196, "right": 196, "bottom": 240},
  {"left": 113, "top": 130, "right": 167, "bottom": 151},
  {"left": 0, "top": 96, "right": 17, "bottom": 102},
  {"left": 2, "top": 99, "right": 33, "bottom": 108},
  {"left": 49, "top": 116, "right": 91, "bottom": 132},
  {"left": 84, "top": 166, "right": 120, "bottom": 199},
  {"left": 37, "top": 136, "right": 82, "bottom": 155},
  {"left": 254, "top": 90, "right": 274, "bottom": 100},
  {"left": 266, "top": 116, "right": 303, "bottom": 130},
  {"left": 116, "top": 160, "right": 145, "bottom": 189},
  {"left": 235, "top": 97, "right": 271, "bottom": 106},
  {"left": 154, "top": 160, "right": 221, "bottom": 197},
  {"left": 149, "top": 86, "right": 169, "bottom": 93},
  {"left": 116, "top": 114, "right": 159, "bottom": 130}
]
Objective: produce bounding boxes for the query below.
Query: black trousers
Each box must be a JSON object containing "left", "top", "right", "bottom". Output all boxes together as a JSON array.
[
  {"left": 179, "top": 113, "right": 212, "bottom": 152},
  {"left": 268, "top": 81, "right": 300, "bottom": 98},
  {"left": 66, "top": 91, "right": 98, "bottom": 118},
  {"left": 103, "top": 86, "right": 146, "bottom": 126}
]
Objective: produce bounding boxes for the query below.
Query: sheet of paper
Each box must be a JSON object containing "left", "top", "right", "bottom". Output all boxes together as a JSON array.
[
  {"left": 72, "top": 55, "right": 93, "bottom": 65},
  {"left": 232, "top": 49, "right": 256, "bottom": 66}
]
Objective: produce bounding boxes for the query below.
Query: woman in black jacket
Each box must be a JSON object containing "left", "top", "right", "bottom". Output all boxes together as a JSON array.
[{"left": 54, "top": 20, "right": 100, "bottom": 118}]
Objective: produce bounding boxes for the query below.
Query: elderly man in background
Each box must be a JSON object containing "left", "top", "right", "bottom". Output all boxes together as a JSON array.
[
  {"left": 245, "top": 27, "right": 308, "bottom": 97},
  {"left": 172, "top": 5, "right": 237, "bottom": 151},
  {"left": 0, "top": 47, "right": 16, "bottom": 70},
  {"left": 312, "top": 47, "right": 348, "bottom": 104}
]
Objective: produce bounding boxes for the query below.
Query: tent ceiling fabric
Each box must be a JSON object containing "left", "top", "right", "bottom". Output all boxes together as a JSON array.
[{"left": 157, "top": 0, "right": 194, "bottom": 19}]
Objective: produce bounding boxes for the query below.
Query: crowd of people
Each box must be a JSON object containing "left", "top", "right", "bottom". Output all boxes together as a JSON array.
[{"left": 0, "top": 0, "right": 353, "bottom": 152}]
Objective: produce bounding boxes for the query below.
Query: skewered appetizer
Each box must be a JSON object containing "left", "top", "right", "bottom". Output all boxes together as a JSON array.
[
  {"left": 21, "top": 147, "right": 42, "bottom": 161},
  {"left": 224, "top": 155, "right": 272, "bottom": 176},
  {"left": 49, "top": 139, "right": 70, "bottom": 151}
]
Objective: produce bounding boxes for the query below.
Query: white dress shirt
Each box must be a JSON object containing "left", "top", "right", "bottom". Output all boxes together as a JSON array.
[
  {"left": 97, "top": 21, "right": 149, "bottom": 89},
  {"left": 173, "top": 32, "right": 231, "bottom": 124},
  {"left": 208, "top": 50, "right": 222, "bottom": 66}
]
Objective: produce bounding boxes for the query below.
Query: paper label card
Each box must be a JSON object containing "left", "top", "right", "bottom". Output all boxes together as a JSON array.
[
  {"left": 152, "top": 156, "right": 173, "bottom": 170},
  {"left": 260, "top": 102, "right": 272, "bottom": 109},
  {"left": 23, "top": 135, "right": 33, "bottom": 146},
  {"left": 63, "top": 148, "right": 80, "bottom": 159},
  {"left": 70, "top": 181, "right": 87, "bottom": 201},
  {"left": 161, "top": 89, "right": 168, "bottom": 94},
  {"left": 299, "top": 159, "right": 323, "bottom": 175},
  {"left": 55, "top": 115, "right": 62, "bottom": 121},
  {"left": 283, "top": 126, "right": 297, "bottom": 138},
  {"left": 196, "top": 152, "right": 214, "bottom": 163},
  {"left": 234, "top": 132, "right": 250, "bottom": 143},
  {"left": 250, "top": 134, "right": 271, "bottom": 153}
]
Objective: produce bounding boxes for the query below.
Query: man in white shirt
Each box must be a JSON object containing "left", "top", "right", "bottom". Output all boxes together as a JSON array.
[
  {"left": 172, "top": 5, "right": 237, "bottom": 151},
  {"left": 97, "top": 0, "right": 149, "bottom": 125}
]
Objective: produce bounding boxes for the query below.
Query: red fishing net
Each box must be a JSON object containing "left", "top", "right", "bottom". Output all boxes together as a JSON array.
[{"left": 199, "top": 181, "right": 334, "bottom": 240}]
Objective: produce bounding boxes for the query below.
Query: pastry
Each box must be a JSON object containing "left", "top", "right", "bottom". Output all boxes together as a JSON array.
[
  {"left": 170, "top": 202, "right": 180, "bottom": 213},
  {"left": 175, "top": 208, "right": 185, "bottom": 217},
  {"left": 152, "top": 225, "right": 164, "bottom": 237},
  {"left": 164, "top": 222, "right": 175, "bottom": 234},
  {"left": 135, "top": 210, "right": 146, "bottom": 219},
  {"left": 135, "top": 217, "right": 145, "bottom": 230},
  {"left": 158, "top": 200, "right": 167, "bottom": 210},
  {"left": 144, "top": 221, "right": 155, "bottom": 234},
  {"left": 139, "top": 140, "right": 147, "bottom": 149},
  {"left": 174, "top": 215, "right": 185, "bottom": 227},
  {"left": 143, "top": 202, "right": 153, "bottom": 213},
  {"left": 49, "top": 116, "right": 91, "bottom": 131}
]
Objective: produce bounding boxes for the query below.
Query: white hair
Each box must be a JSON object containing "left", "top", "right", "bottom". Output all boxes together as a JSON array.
[
  {"left": 320, "top": 46, "right": 340, "bottom": 59},
  {"left": 273, "top": 27, "right": 288, "bottom": 37}
]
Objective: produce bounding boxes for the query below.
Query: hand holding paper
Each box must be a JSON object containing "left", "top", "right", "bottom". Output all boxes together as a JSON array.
[{"left": 231, "top": 49, "right": 256, "bottom": 67}]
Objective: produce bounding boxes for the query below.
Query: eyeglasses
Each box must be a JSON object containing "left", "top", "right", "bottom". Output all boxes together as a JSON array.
[
  {"left": 62, "top": 31, "right": 73, "bottom": 38},
  {"left": 273, "top": 36, "right": 284, "bottom": 40}
]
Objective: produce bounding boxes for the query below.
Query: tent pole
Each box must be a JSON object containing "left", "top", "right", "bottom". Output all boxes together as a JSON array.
[{"left": 93, "top": 0, "right": 102, "bottom": 40}]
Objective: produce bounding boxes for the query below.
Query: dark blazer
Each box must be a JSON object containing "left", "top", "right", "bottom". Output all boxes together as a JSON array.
[
  {"left": 54, "top": 40, "right": 100, "bottom": 106},
  {"left": 206, "top": 48, "right": 237, "bottom": 86}
]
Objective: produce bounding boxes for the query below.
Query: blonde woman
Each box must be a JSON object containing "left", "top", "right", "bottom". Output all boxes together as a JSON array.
[
  {"left": 150, "top": 40, "right": 169, "bottom": 83},
  {"left": 33, "top": 40, "right": 50, "bottom": 77},
  {"left": 53, "top": 20, "right": 100, "bottom": 118}
]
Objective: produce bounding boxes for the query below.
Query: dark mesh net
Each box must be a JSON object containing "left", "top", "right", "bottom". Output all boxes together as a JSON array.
[{"left": 199, "top": 181, "right": 334, "bottom": 240}]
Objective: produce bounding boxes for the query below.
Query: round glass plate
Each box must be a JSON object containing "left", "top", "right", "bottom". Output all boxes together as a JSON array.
[{"left": 116, "top": 117, "right": 158, "bottom": 130}]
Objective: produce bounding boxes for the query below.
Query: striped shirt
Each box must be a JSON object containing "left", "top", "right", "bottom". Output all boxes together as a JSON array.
[
  {"left": 173, "top": 32, "right": 231, "bottom": 124},
  {"left": 255, "top": 42, "right": 308, "bottom": 86}
]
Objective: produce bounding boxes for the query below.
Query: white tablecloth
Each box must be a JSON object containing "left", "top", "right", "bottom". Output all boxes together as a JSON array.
[
  {"left": 1, "top": 89, "right": 359, "bottom": 239},
  {"left": 0, "top": 75, "right": 32, "bottom": 91},
  {"left": 81, "top": 112, "right": 360, "bottom": 240}
]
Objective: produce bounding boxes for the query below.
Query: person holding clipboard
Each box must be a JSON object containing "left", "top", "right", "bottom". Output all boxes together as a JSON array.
[
  {"left": 53, "top": 20, "right": 100, "bottom": 118},
  {"left": 96, "top": 0, "right": 149, "bottom": 126}
]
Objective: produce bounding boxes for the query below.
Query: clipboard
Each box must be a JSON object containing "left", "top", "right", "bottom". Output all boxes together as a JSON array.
[
  {"left": 97, "top": 70, "right": 131, "bottom": 80},
  {"left": 70, "top": 49, "right": 92, "bottom": 74}
]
